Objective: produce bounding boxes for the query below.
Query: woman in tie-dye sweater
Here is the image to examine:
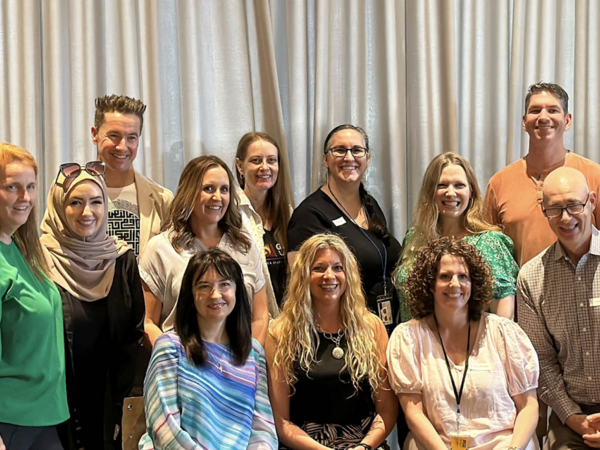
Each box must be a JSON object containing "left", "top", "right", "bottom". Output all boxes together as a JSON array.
[{"left": 139, "top": 249, "right": 277, "bottom": 450}]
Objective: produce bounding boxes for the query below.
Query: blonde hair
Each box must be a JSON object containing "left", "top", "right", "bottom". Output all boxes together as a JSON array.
[
  {"left": 0, "top": 143, "right": 49, "bottom": 277},
  {"left": 270, "top": 233, "right": 383, "bottom": 394},
  {"left": 395, "top": 152, "right": 498, "bottom": 278}
]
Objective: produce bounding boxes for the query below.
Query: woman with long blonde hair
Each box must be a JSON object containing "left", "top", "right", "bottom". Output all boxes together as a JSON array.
[
  {"left": 394, "top": 153, "right": 518, "bottom": 321},
  {"left": 266, "top": 233, "right": 398, "bottom": 450}
]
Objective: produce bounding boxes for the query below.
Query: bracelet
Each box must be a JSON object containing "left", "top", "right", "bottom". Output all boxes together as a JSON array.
[{"left": 357, "top": 444, "right": 372, "bottom": 450}]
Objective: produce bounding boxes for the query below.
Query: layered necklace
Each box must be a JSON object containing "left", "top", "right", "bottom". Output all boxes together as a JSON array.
[{"left": 315, "top": 322, "right": 345, "bottom": 359}]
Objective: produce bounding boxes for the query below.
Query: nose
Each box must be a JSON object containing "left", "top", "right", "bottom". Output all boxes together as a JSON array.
[
  {"left": 116, "top": 136, "right": 126, "bottom": 149},
  {"left": 323, "top": 267, "right": 335, "bottom": 278},
  {"left": 449, "top": 275, "right": 460, "bottom": 287},
  {"left": 19, "top": 187, "right": 31, "bottom": 202},
  {"left": 538, "top": 108, "right": 550, "bottom": 121},
  {"left": 210, "top": 286, "right": 222, "bottom": 299},
  {"left": 212, "top": 190, "right": 221, "bottom": 201},
  {"left": 560, "top": 209, "right": 571, "bottom": 222},
  {"left": 446, "top": 185, "right": 455, "bottom": 196},
  {"left": 343, "top": 149, "right": 355, "bottom": 160},
  {"left": 82, "top": 204, "right": 93, "bottom": 216},
  {"left": 259, "top": 159, "right": 268, "bottom": 170}
]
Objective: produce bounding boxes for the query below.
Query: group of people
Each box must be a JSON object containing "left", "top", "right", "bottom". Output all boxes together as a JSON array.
[{"left": 0, "top": 82, "right": 599, "bottom": 450}]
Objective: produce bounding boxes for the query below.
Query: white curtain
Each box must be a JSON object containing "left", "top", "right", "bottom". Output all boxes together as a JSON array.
[{"left": 1, "top": 0, "right": 599, "bottom": 242}]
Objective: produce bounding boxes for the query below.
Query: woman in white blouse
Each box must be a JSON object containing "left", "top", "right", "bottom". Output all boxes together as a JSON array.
[
  {"left": 140, "top": 155, "right": 269, "bottom": 346},
  {"left": 387, "top": 237, "right": 539, "bottom": 450}
]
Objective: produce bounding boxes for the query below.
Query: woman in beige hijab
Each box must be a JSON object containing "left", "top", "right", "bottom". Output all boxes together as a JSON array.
[{"left": 40, "top": 163, "right": 145, "bottom": 450}]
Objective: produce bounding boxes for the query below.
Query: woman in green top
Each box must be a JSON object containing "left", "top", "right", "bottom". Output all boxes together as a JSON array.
[
  {"left": 0, "top": 143, "right": 68, "bottom": 449},
  {"left": 393, "top": 152, "right": 518, "bottom": 322}
]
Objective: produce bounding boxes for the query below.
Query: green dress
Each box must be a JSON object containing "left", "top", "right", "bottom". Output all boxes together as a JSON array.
[{"left": 394, "top": 228, "right": 519, "bottom": 323}]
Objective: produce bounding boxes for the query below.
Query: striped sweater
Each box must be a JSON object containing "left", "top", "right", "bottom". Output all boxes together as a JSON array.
[{"left": 139, "top": 331, "right": 278, "bottom": 450}]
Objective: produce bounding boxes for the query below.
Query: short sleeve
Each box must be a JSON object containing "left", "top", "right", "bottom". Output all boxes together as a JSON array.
[
  {"left": 248, "top": 238, "right": 266, "bottom": 293},
  {"left": 386, "top": 322, "right": 424, "bottom": 395},
  {"left": 139, "top": 233, "right": 169, "bottom": 302},
  {"left": 287, "top": 196, "right": 332, "bottom": 251},
  {"left": 475, "top": 232, "right": 519, "bottom": 299},
  {"left": 492, "top": 318, "right": 539, "bottom": 397}
]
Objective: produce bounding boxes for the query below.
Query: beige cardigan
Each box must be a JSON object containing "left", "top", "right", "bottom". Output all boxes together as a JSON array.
[{"left": 136, "top": 171, "right": 174, "bottom": 257}]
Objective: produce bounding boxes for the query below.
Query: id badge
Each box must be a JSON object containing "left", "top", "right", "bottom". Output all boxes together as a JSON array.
[
  {"left": 377, "top": 294, "right": 393, "bottom": 325},
  {"left": 450, "top": 436, "right": 469, "bottom": 450}
]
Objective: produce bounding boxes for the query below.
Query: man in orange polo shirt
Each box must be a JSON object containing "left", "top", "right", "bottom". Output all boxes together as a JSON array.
[{"left": 484, "top": 82, "right": 600, "bottom": 267}]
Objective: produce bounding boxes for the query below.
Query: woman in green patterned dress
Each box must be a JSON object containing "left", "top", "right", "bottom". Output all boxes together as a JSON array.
[{"left": 393, "top": 153, "right": 518, "bottom": 321}]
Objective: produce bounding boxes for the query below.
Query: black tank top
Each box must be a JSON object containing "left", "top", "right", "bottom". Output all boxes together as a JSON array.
[{"left": 289, "top": 332, "right": 375, "bottom": 426}]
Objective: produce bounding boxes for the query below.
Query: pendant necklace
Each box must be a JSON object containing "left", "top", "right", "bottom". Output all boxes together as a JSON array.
[{"left": 315, "top": 322, "right": 345, "bottom": 360}]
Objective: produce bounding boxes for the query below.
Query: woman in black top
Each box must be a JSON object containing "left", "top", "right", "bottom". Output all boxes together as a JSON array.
[
  {"left": 287, "top": 124, "right": 401, "bottom": 333},
  {"left": 40, "top": 165, "right": 145, "bottom": 450},
  {"left": 266, "top": 234, "right": 397, "bottom": 450}
]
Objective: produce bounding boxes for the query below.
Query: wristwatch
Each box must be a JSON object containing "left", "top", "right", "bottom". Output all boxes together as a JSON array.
[
  {"left": 357, "top": 444, "right": 372, "bottom": 450},
  {"left": 507, "top": 447, "right": 521, "bottom": 450}
]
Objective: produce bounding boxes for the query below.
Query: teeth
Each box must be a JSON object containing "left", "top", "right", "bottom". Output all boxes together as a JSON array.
[
  {"left": 207, "top": 206, "right": 221, "bottom": 210},
  {"left": 257, "top": 175, "right": 271, "bottom": 178},
  {"left": 14, "top": 206, "right": 28, "bottom": 211},
  {"left": 112, "top": 154, "right": 128, "bottom": 159},
  {"left": 443, "top": 202, "right": 459, "bottom": 207},
  {"left": 79, "top": 220, "right": 94, "bottom": 225},
  {"left": 321, "top": 285, "right": 338, "bottom": 290}
]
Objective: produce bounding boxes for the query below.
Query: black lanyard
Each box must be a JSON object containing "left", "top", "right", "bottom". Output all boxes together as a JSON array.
[
  {"left": 327, "top": 182, "right": 388, "bottom": 295},
  {"left": 434, "top": 314, "right": 471, "bottom": 415}
]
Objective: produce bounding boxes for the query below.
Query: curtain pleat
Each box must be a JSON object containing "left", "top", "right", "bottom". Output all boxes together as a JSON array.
[{"left": 1, "top": 0, "right": 599, "bottom": 240}]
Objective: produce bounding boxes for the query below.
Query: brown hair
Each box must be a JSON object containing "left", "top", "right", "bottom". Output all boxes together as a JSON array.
[
  {"left": 164, "top": 155, "right": 250, "bottom": 253},
  {"left": 0, "top": 143, "right": 49, "bottom": 277},
  {"left": 405, "top": 237, "right": 492, "bottom": 321},
  {"left": 94, "top": 94, "right": 147, "bottom": 131},
  {"left": 524, "top": 82, "right": 569, "bottom": 114},
  {"left": 235, "top": 132, "right": 293, "bottom": 250},
  {"left": 323, "top": 124, "right": 389, "bottom": 239}
]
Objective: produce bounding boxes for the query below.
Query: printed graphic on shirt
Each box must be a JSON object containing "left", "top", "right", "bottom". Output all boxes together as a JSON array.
[
  {"left": 108, "top": 199, "right": 140, "bottom": 256},
  {"left": 264, "top": 242, "right": 285, "bottom": 261}
]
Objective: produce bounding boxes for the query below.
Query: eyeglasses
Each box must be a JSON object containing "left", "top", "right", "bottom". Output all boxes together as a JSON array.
[
  {"left": 542, "top": 193, "right": 590, "bottom": 219},
  {"left": 326, "top": 146, "right": 368, "bottom": 158},
  {"left": 55, "top": 161, "right": 105, "bottom": 188}
]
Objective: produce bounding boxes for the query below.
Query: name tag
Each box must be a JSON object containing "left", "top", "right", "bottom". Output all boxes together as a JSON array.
[
  {"left": 590, "top": 298, "right": 600, "bottom": 307},
  {"left": 332, "top": 217, "right": 347, "bottom": 227},
  {"left": 451, "top": 436, "right": 469, "bottom": 450},
  {"left": 377, "top": 294, "right": 394, "bottom": 326}
]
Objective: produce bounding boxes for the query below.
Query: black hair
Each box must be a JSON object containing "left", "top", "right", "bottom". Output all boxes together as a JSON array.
[{"left": 174, "top": 248, "right": 252, "bottom": 366}]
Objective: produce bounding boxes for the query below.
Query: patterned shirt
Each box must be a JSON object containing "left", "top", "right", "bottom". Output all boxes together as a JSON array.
[
  {"left": 139, "top": 332, "right": 277, "bottom": 449},
  {"left": 517, "top": 226, "right": 600, "bottom": 423}
]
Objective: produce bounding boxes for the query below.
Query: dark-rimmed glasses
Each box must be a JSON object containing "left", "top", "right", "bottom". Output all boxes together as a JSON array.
[
  {"left": 55, "top": 161, "right": 105, "bottom": 188},
  {"left": 326, "top": 146, "right": 368, "bottom": 158},
  {"left": 542, "top": 193, "right": 590, "bottom": 219}
]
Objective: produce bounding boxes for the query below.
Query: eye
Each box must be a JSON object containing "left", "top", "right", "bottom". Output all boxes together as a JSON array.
[
  {"left": 456, "top": 183, "right": 467, "bottom": 189},
  {"left": 250, "top": 158, "right": 261, "bottom": 164},
  {"left": 267, "top": 157, "right": 278, "bottom": 164},
  {"left": 437, "top": 184, "right": 447, "bottom": 189},
  {"left": 312, "top": 265, "right": 325, "bottom": 273},
  {"left": 196, "top": 283, "right": 211, "bottom": 292},
  {"left": 69, "top": 200, "right": 81, "bottom": 206},
  {"left": 220, "top": 186, "right": 229, "bottom": 193},
  {"left": 92, "top": 199, "right": 104, "bottom": 205},
  {"left": 126, "top": 136, "right": 138, "bottom": 143},
  {"left": 203, "top": 185, "right": 214, "bottom": 193},
  {"left": 459, "top": 274, "right": 470, "bottom": 281},
  {"left": 333, "top": 264, "right": 344, "bottom": 272},
  {"left": 440, "top": 273, "right": 451, "bottom": 281},
  {"left": 27, "top": 183, "right": 36, "bottom": 191},
  {"left": 219, "top": 280, "right": 233, "bottom": 289}
]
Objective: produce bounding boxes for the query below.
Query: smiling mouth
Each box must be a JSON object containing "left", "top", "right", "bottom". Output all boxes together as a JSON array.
[
  {"left": 13, "top": 205, "right": 29, "bottom": 211},
  {"left": 257, "top": 175, "right": 272, "bottom": 179},
  {"left": 111, "top": 153, "right": 129, "bottom": 160},
  {"left": 442, "top": 201, "right": 460, "bottom": 207},
  {"left": 207, "top": 205, "right": 222, "bottom": 211},
  {"left": 208, "top": 302, "right": 226, "bottom": 309},
  {"left": 560, "top": 224, "right": 578, "bottom": 231},
  {"left": 78, "top": 220, "right": 95, "bottom": 226},
  {"left": 320, "top": 284, "right": 339, "bottom": 290}
]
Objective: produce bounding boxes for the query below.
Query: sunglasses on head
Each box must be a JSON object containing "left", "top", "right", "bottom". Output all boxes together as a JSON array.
[{"left": 55, "top": 161, "right": 106, "bottom": 188}]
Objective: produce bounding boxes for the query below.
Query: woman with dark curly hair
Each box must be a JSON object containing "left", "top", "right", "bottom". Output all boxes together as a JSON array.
[{"left": 387, "top": 237, "right": 539, "bottom": 450}]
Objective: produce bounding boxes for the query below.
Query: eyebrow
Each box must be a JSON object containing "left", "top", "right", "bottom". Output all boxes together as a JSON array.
[{"left": 69, "top": 196, "right": 104, "bottom": 201}]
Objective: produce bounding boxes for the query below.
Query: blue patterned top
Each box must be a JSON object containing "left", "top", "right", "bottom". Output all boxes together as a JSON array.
[
  {"left": 395, "top": 229, "right": 519, "bottom": 322},
  {"left": 139, "top": 332, "right": 278, "bottom": 450}
]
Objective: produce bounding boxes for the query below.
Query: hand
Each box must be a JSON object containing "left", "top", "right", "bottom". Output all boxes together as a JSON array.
[
  {"left": 583, "top": 414, "right": 600, "bottom": 448},
  {"left": 0, "top": 433, "right": 5, "bottom": 450},
  {"left": 588, "top": 414, "right": 600, "bottom": 428},
  {"left": 566, "top": 414, "right": 594, "bottom": 437}
]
